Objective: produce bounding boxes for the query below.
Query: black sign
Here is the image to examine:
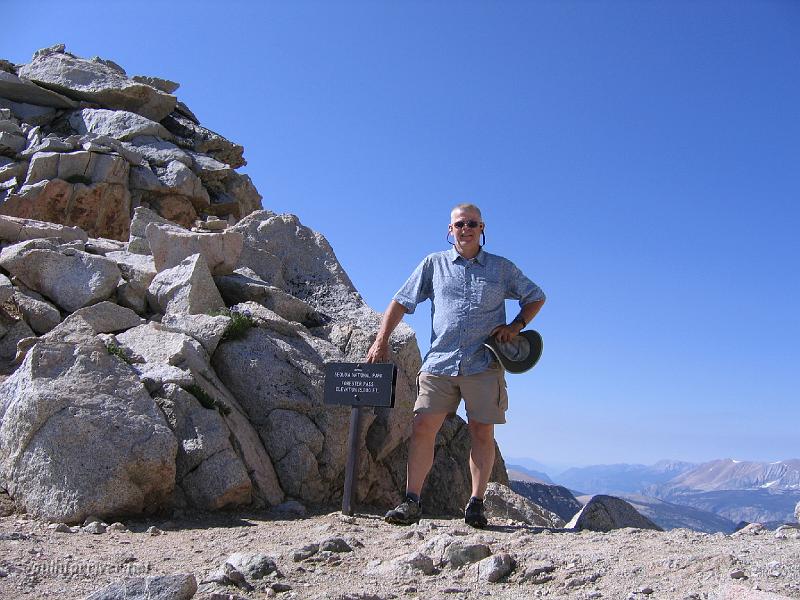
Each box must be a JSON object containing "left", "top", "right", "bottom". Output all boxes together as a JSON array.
[{"left": 323, "top": 362, "right": 397, "bottom": 408}]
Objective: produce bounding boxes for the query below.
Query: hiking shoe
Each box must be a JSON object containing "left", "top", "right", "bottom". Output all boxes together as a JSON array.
[
  {"left": 385, "top": 496, "right": 421, "bottom": 525},
  {"left": 465, "top": 497, "right": 488, "bottom": 528}
]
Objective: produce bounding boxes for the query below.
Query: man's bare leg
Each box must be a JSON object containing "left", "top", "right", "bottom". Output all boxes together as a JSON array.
[
  {"left": 406, "top": 412, "right": 448, "bottom": 496},
  {"left": 467, "top": 421, "right": 495, "bottom": 499}
]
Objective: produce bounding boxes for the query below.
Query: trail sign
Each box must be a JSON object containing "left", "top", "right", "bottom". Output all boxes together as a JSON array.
[
  {"left": 323, "top": 362, "right": 397, "bottom": 408},
  {"left": 324, "top": 362, "right": 398, "bottom": 516}
]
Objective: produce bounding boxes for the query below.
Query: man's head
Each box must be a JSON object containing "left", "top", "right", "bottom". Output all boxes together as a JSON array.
[{"left": 449, "top": 203, "right": 484, "bottom": 258}]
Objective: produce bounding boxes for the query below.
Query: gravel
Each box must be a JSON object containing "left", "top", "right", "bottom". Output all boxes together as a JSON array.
[{"left": 0, "top": 509, "right": 798, "bottom": 599}]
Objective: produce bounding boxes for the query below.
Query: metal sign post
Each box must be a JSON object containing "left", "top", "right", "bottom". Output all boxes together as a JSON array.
[{"left": 324, "top": 362, "right": 397, "bottom": 516}]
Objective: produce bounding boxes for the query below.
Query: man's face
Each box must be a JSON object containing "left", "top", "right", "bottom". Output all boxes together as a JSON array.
[{"left": 449, "top": 208, "right": 484, "bottom": 255}]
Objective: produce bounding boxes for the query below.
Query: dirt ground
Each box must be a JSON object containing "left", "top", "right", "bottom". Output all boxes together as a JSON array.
[{"left": 1, "top": 504, "right": 799, "bottom": 600}]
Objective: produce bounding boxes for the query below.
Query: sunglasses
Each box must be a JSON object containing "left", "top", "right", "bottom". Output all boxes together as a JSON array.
[{"left": 452, "top": 220, "right": 481, "bottom": 229}]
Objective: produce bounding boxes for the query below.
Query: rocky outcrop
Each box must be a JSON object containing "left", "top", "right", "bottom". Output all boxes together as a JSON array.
[
  {"left": 483, "top": 482, "right": 565, "bottom": 527},
  {"left": 0, "top": 336, "right": 177, "bottom": 523},
  {"left": 146, "top": 222, "right": 243, "bottom": 275},
  {"left": 509, "top": 480, "right": 583, "bottom": 521},
  {"left": 566, "top": 494, "right": 663, "bottom": 532},
  {"left": 0, "top": 46, "right": 509, "bottom": 524},
  {"left": 0, "top": 45, "right": 261, "bottom": 239},
  {"left": 18, "top": 46, "right": 176, "bottom": 121},
  {"left": 0, "top": 214, "right": 86, "bottom": 242},
  {"left": 147, "top": 253, "right": 225, "bottom": 315},
  {"left": 0, "top": 239, "right": 121, "bottom": 311}
]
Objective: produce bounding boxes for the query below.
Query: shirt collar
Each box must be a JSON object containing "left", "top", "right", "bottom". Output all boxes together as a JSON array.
[{"left": 449, "top": 247, "right": 486, "bottom": 265}]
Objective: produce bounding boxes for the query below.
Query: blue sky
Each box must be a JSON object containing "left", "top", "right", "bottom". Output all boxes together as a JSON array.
[{"left": 5, "top": 1, "right": 798, "bottom": 471}]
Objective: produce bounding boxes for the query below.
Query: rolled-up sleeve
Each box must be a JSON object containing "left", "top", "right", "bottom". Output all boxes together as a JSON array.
[
  {"left": 506, "top": 262, "right": 546, "bottom": 307},
  {"left": 392, "top": 256, "right": 433, "bottom": 314}
]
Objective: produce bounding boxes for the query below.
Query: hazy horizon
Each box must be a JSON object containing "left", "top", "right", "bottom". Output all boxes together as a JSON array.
[{"left": 506, "top": 455, "right": 800, "bottom": 478}]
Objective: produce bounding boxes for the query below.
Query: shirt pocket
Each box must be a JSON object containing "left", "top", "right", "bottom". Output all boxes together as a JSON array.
[{"left": 473, "top": 275, "right": 504, "bottom": 308}]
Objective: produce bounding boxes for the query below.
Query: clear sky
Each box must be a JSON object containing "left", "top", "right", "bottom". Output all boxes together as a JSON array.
[{"left": 5, "top": 1, "right": 798, "bottom": 471}]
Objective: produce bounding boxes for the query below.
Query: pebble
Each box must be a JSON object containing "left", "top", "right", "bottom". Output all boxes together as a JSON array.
[
  {"left": 475, "top": 553, "right": 515, "bottom": 583},
  {"left": 292, "top": 543, "right": 320, "bottom": 561},
  {"left": 319, "top": 537, "right": 352, "bottom": 553},
  {"left": 83, "top": 521, "right": 106, "bottom": 534},
  {"left": 0, "top": 567, "right": 7, "bottom": 578},
  {"left": 146, "top": 526, "right": 163, "bottom": 536},
  {"left": 49, "top": 523, "right": 73, "bottom": 533},
  {"left": 730, "top": 569, "right": 747, "bottom": 579},
  {"left": 271, "top": 582, "right": 292, "bottom": 592},
  {"left": 394, "top": 529, "right": 425, "bottom": 541},
  {"left": 107, "top": 522, "right": 127, "bottom": 532}
]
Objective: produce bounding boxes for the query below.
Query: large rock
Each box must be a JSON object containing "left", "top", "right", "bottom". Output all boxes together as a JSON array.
[
  {"left": 509, "top": 480, "right": 583, "bottom": 522},
  {"left": 215, "top": 270, "right": 323, "bottom": 325},
  {"left": 0, "top": 337, "right": 177, "bottom": 523},
  {"left": 795, "top": 500, "right": 800, "bottom": 524},
  {"left": 484, "top": 482, "right": 565, "bottom": 527},
  {"left": 127, "top": 206, "right": 176, "bottom": 254},
  {"left": 85, "top": 573, "right": 197, "bottom": 600},
  {"left": 68, "top": 108, "right": 173, "bottom": 142},
  {"left": 161, "top": 112, "right": 245, "bottom": 168},
  {"left": 115, "top": 323, "right": 283, "bottom": 506},
  {"left": 0, "top": 97, "right": 59, "bottom": 126},
  {"left": 0, "top": 178, "right": 131, "bottom": 241},
  {"left": 154, "top": 384, "right": 251, "bottom": 510},
  {"left": 0, "top": 239, "right": 121, "bottom": 311},
  {"left": 0, "top": 214, "right": 87, "bottom": 243},
  {"left": 105, "top": 250, "right": 157, "bottom": 314},
  {"left": 0, "top": 70, "right": 78, "bottom": 109},
  {"left": 23, "top": 149, "right": 129, "bottom": 186},
  {"left": 154, "top": 161, "right": 209, "bottom": 204},
  {"left": 124, "top": 135, "right": 191, "bottom": 166},
  {"left": 0, "top": 273, "right": 13, "bottom": 304},
  {"left": 160, "top": 313, "right": 230, "bottom": 354},
  {"left": 0, "top": 131, "right": 26, "bottom": 156},
  {"left": 67, "top": 301, "right": 144, "bottom": 333},
  {"left": 566, "top": 494, "right": 664, "bottom": 532},
  {"left": 11, "top": 288, "right": 62, "bottom": 334},
  {"left": 147, "top": 253, "right": 225, "bottom": 315},
  {"left": 146, "top": 222, "right": 243, "bottom": 275},
  {"left": 18, "top": 50, "right": 176, "bottom": 121},
  {"left": 233, "top": 211, "right": 358, "bottom": 316},
  {"left": 106, "top": 251, "right": 156, "bottom": 288}
]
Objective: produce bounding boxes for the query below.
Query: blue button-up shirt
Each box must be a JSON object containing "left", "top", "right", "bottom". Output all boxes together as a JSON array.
[{"left": 392, "top": 247, "right": 545, "bottom": 376}]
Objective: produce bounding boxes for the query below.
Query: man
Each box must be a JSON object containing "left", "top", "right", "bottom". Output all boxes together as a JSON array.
[{"left": 366, "top": 203, "right": 545, "bottom": 527}]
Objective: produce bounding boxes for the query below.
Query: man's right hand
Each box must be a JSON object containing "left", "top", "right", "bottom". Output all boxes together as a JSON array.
[{"left": 366, "top": 337, "right": 390, "bottom": 363}]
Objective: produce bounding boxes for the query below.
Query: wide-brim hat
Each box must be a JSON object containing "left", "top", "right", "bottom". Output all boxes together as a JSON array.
[{"left": 484, "top": 330, "right": 543, "bottom": 374}]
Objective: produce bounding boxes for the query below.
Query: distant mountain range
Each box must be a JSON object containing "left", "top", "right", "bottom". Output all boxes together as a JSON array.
[
  {"left": 506, "top": 464, "right": 553, "bottom": 484},
  {"left": 650, "top": 458, "right": 800, "bottom": 494},
  {"left": 509, "top": 457, "right": 800, "bottom": 527},
  {"left": 556, "top": 460, "right": 697, "bottom": 494}
]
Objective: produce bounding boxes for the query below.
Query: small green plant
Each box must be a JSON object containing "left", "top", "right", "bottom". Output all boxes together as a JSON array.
[
  {"left": 185, "top": 384, "right": 230, "bottom": 416},
  {"left": 64, "top": 174, "right": 93, "bottom": 185},
  {"left": 220, "top": 310, "right": 257, "bottom": 343},
  {"left": 105, "top": 343, "right": 131, "bottom": 364}
]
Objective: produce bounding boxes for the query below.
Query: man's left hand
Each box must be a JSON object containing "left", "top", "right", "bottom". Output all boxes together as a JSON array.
[{"left": 490, "top": 322, "right": 523, "bottom": 344}]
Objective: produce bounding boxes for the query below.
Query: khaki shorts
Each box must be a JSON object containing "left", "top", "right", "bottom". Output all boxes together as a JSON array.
[{"left": 414, "top": 365, "right": 508, "bottom": 424}]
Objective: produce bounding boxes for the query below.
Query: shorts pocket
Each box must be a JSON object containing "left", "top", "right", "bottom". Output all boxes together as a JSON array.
[{"left": 497, "top": 373, "right": 508, "bottom": 411}]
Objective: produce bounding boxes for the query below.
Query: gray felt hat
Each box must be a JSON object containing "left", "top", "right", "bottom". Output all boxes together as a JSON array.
[{"left": 484, "top": 330, "right": 543, "bottom": 374}]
